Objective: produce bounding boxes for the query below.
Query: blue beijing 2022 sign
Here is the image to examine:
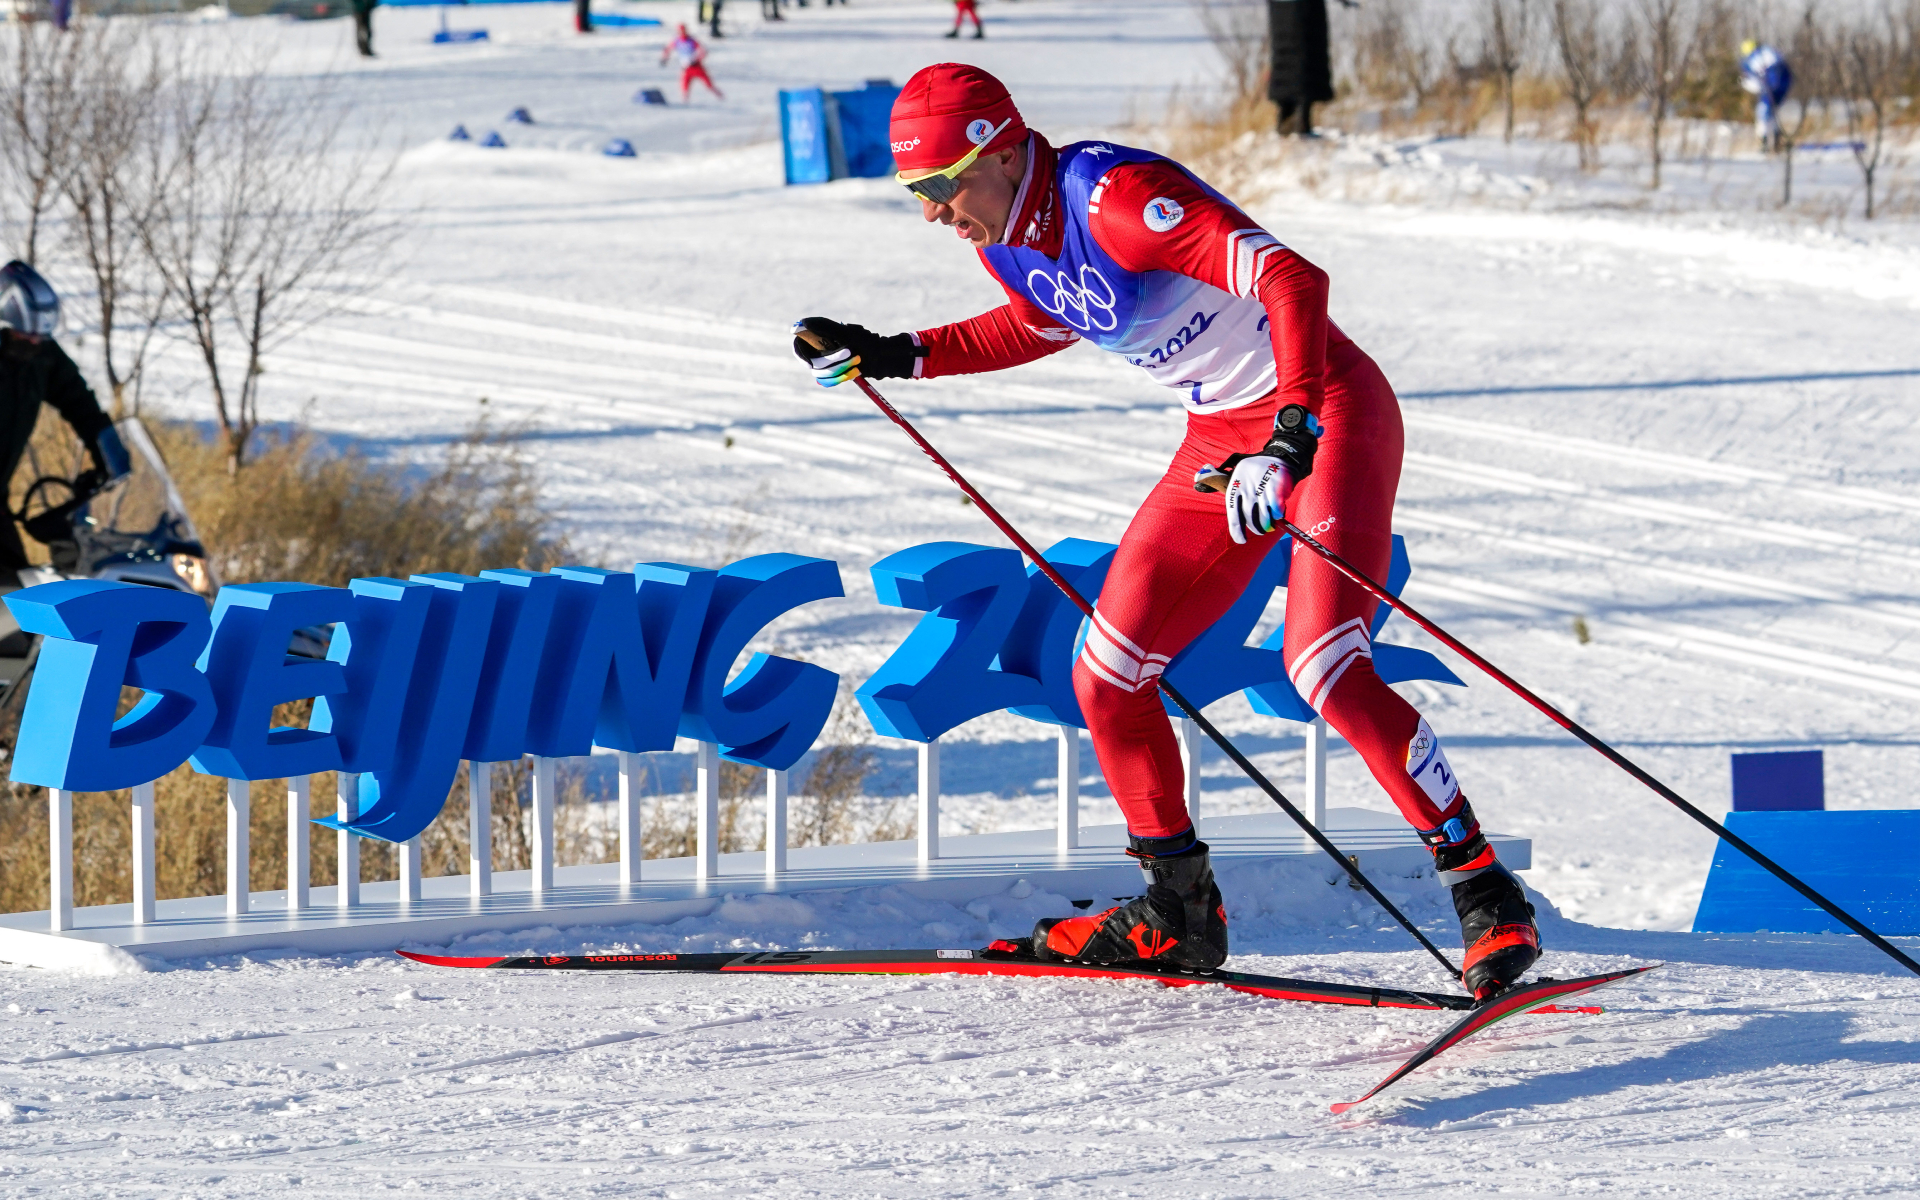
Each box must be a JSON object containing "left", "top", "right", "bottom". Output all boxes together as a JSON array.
[{"left": 3, "top": 535, "right": 1458, "bottom": 845}]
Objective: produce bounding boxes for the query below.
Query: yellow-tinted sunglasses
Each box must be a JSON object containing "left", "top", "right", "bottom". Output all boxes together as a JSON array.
[{"left": 895, "top": 117, "right": 1014, "bottom": 203}]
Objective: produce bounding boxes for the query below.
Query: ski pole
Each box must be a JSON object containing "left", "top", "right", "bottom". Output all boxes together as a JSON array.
[
  {"left": 807, "top": 353, "right": 1463, "bottom": 981},
  {"left": 1281, "top": 517, "right": 1920, "bottom": 980}
]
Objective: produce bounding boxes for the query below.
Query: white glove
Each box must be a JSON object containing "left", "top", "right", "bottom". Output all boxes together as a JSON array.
[{"left": 1222, "top": 454, "right": 1294, "bottom": 545}]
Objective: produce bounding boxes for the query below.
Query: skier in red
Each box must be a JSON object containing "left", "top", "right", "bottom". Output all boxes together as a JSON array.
[
  {"left": 792, "top": 64, "right": 1540, "bottom": 1000},
  {"left": 661, "top": 26, "right": 724, "bottom": 103},
  {"left": 945, "top": 0, "right": 983, "bottom": 39}
]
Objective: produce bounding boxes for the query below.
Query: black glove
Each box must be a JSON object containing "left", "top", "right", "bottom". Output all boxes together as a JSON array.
[
  {"left": 1191, "top": 403, "right": 1321, "bottom": 545},
  {"left": 791, "top": 316, "right": 925, "bottom": 387}
]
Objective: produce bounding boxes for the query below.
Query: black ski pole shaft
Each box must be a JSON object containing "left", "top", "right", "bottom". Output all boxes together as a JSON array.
[
  {"left": 837, "top": 370, "right": 1462, "bottom": 981},
  {"left": 1282, "top": 517, "right": 1920, "bottom": 979}
]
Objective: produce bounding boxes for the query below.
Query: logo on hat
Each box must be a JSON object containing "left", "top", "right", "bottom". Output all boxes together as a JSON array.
[
  {"left": 966, "top": 118, "right": 995, "bottom": 145},
  {"left": 1143, "top": 197, "right": 1185, "bottom": 233},
  {"left": 891, "top": 137, "right": 921, "bottom": 153}
]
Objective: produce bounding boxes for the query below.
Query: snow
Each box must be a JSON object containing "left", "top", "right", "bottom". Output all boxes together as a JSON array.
[{"left": 14, "top": 0, "right": 1920, "bottom": 1190}]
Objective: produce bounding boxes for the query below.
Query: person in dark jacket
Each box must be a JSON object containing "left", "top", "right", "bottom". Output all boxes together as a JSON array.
[
  {"left": 0, "top": 261, "right": 128, "bottom": 576},
  {"left": 351, "top": 0, "right": 377, "bottom": 56}
]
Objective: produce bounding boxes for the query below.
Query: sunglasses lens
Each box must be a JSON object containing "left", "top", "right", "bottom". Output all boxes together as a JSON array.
[{"left": 906, "top": 173, "right": 960, "bottom": 204}]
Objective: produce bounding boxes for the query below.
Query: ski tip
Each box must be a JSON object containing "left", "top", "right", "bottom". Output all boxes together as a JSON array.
[
  {"left": 1329, "top": 1100, "right": 1360, "bottom": 1115},
  {"left": 1533, "top": 1004, "right": 1605, "bottom": 1015},
  {"left": 396, "top": 950, "right": 506, "bottom": 969}
]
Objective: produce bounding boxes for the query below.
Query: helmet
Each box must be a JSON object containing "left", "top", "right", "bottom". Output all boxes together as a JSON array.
[{"left": 0, "top": 260, "right": 58, "bottom": 337}]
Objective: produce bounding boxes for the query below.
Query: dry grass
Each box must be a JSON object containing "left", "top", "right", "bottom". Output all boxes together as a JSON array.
[{"left": 639, "top": 691, "right": 902, "bottom": 860}]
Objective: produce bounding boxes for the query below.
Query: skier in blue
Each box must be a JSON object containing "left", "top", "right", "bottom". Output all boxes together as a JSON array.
[{"left": 1739, "top": 41, "right": 1792, "bottom": 153}]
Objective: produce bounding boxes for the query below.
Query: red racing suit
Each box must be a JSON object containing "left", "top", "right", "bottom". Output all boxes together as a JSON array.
[{"left": 908, "top": 133, "right": 1479, "bottom": 849}]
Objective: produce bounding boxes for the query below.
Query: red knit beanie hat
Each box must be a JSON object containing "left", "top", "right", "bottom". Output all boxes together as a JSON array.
[{"left": 889, "top": 63, "right": 1028, "bottom": 176}]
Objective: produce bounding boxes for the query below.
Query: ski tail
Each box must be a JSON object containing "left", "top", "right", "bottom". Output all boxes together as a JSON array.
[
  {"left": 397, "top": 950, "right": 509, "bottom": 969},
  {"left": 1330, "top": 964, "right": 1659, "bottom": 1114}
]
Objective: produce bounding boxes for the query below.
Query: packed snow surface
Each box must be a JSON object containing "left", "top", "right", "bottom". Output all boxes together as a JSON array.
[{"left": 12, "top": 0, "right": 1920, "bottom": 1193}]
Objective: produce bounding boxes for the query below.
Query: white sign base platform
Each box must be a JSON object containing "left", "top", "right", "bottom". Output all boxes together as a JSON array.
[{"left": 0, "top": 808, "right": 1528, "bottom": 970}]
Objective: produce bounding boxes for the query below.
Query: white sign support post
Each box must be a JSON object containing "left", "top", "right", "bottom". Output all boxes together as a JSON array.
[
  {"left": 1176, "top": 717, "right": 1203, "bottom": 827},
  {"left": 48, "top": 788, "right": 72, "bottom": 932},
  {"left": 337, "top": 773, "right": 360, "bottom": 908},
  {"left": 1306, "top": 715, "right": 1328, "bottom": 829},
  {"left": 766, "top": 768, "right": 787, "bottom": 877},
  {"left": 286, "top": 776, "right": 309, "bottom": 911},
  {"left": 225, "top": 778, "right": 250, "bottom": 916},
  {"left": 131, "top": 781, "right": 156, "bottom": 924},
  {"left": 399, "top": 836, "right": 422, "bottom": 904},
  {"left": 467, "top": 761, "right": 492, "bottom": 898},
  {"left": 1056, "top": 726, "right": 1079, "bottom": 853},
  {"left": 617, "top": 751, "right": 642, "bottom": 886},
  {"left": 531, "top": 756, "right": 556, "bottom": 893},
  {"left": 695, "top": 742, "right": 720, "bottom": 882},
  {"left": 918, "top": 739, "right": 940, "bottom": 864}
]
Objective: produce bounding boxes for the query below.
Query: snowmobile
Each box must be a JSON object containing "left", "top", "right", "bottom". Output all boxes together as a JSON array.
[{"left": 0, "top": 417, "right": 221, "bottom": 705}]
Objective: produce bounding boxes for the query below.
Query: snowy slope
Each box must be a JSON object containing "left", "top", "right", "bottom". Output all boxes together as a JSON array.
[{"left": 20, "top": 0, "right": 1920, "bottom": 1191}]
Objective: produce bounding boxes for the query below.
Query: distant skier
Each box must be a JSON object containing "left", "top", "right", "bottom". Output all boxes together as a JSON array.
[
  {"left": 696, "top": 0, "right": 723, "bottom": 38},
  {"left": 944, "top": 0, "right": 982, "bottom": 39},
  {"left": 793, "top": 65, "right": 1540, "bottom": 1000},
  {"left": 661, "top": 25, "right": 724, "bottom": 102},
  {"left": 1739, "top": 40, "right": 1791, "bottom": 153},
  {"left": 0, "top": 262, "right": 129, "bottom": 579}
]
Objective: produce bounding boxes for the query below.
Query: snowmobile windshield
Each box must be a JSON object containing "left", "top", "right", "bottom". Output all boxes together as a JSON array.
[
  {"left": 0, "top": 260, "right": 59, "bottom": 337},
  {"left": 897, "top": 118, "right": 1012, "bottom": 204}
]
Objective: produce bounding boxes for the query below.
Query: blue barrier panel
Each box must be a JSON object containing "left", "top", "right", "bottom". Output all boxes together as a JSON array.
[
  {"left": 829, "top": 82, "right": 900, "bottom": 179},
  {"left": 1693, "top": 810, "right": 1920, "bottom": 934},
  {"left": 780, "top": 89, "right": 832, "bottom": 185},
  {"left": 1732, "top": 749, "right": 1824, "bottom": 811}
]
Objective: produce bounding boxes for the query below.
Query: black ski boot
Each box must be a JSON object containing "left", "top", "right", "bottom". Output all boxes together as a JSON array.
[
  {"left": 1426, "top": 804, "right": 1539, "bottom": 999},
  {"left": 1031, "top": 833, "right": 1228, "bottom": 971}
]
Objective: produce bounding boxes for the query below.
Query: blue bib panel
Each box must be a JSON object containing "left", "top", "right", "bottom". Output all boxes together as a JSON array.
[{"left": 982, "top": 141, "right": 1281, "bottom": 412}]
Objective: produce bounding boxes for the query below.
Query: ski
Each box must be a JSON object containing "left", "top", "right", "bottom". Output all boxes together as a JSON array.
[
  {"left": 1330, "top": 963, "right": 1660, "bottom": 1113},
  {"left": 398, "top": 941, "right": 1609, "bottom": 1016}
]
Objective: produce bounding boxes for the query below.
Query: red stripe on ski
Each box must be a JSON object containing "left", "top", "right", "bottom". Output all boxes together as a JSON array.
[
  {"left": 396, "top": 950, "right": 509, "bottom": 968},
  {"left": 1330, "top": 964, "right": 1659, "bottom": 1114},
  {"left": 711, "top": 959, "right": 1451, "bottom": 1009}
]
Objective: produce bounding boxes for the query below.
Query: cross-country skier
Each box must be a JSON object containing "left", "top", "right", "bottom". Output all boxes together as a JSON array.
[
  {"left": 1738, "top": 41, "right": 1791, "bottom": 153},
  {"left": 0, "top": 261, "right": 129, "bottom": 579},
  {"left": 945, "top": 0, "right": 983, "bottom": 39},
  {"left": 792, "top": 64, "right": 1540, "bottom": 1000},
  {"left": 661, "top": 25, "right": 724, "bottom": 103}
]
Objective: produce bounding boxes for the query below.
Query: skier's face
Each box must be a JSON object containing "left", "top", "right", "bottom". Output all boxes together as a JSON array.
[{"left": 920, "top": 145, "right": 1025, "bottom": 248}]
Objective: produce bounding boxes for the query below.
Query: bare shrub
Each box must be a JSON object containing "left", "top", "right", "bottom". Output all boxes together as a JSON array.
[
  {"left": 56, "top": 23, "right": 173, "bottom": 415},
  {"left": 1776, "top": 7, "right": 1831, "bottom": 205},
  {"left": 1552, "top": 0, "right": 1610, "bottom": 168},
  {"left": 0, "top": 21, "right": 86, "bottom": 263},
  {"left": 1353, "top": 0, "right": 1442, "bottom": 117},
  {"left": 1190, "top": 0, "right": 1271, "bottom": 104},
  {"left": 1630, "top": 0, "right": 1697, "bottom": 188},
  {"left": 793, "top": 691, "right": 889, "bottom": 845},
  {"left": 1831, "top": 7, "right": 1905, "bottom": 218},
  {"left": 140, "top": 54, "right": 399, "bottom": 472},
  {"left": 1482, "top": 0, "right": 1536, "bottom": 141}
]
